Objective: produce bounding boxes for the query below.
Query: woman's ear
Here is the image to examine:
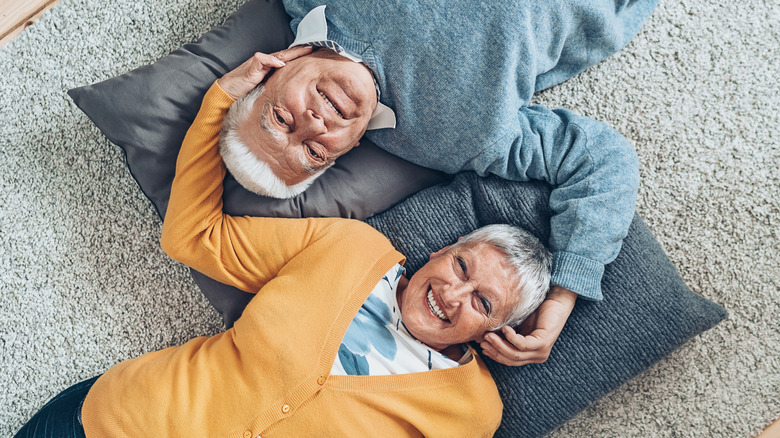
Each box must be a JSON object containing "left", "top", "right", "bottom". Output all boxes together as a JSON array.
[{"left": 429, "top": 244, "right": 453, "bottom": 260}]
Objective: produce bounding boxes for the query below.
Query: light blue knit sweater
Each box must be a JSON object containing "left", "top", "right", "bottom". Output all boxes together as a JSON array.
[{"left": 282, "top": 0, "right": 659, "bottom": 300}]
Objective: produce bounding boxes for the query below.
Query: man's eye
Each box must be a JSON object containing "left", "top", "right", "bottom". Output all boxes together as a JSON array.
[
  {"left": 307, "top": 146, "right": 322, "bottom": 161},
  {"left": 480, "top": 296, "right": 492, "bottom": 316},
  {"left": 274, "top": 110, "right": 287, "bottom": 125}
]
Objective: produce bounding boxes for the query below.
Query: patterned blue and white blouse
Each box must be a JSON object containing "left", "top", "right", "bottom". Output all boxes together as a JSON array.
[{"left": 331, "top": 264, "right": 472, "bottom": 376}]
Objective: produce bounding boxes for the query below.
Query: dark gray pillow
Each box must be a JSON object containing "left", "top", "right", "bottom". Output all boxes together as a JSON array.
[
  {"left": 366, "top": 173, "right": 726, "bottom": 437},
  {"left": 67, "top": 1, "right": 726, "bottom": 436},
  {"left": 66, "top": 0, "right": 449, "bottom": 222}
]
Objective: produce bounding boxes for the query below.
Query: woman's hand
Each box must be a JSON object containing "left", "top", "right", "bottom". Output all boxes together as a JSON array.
[
  {"left": 217, "top": 45, "right": 314, "bottom": 99},
  {"left": 479, "top": 286, "right": 577, "bottom": 366}
]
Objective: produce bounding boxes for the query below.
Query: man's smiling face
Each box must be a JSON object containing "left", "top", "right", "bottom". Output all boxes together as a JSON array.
[{"left": 236, "top": 49, "right": 378, "bottom": 185}]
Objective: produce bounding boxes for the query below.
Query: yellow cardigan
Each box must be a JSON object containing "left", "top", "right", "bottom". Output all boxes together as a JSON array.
[{"left": 81, "top": 83, "right": 503, "bottom": 437}]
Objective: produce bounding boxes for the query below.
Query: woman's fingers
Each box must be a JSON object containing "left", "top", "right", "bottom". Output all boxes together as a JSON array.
[
  {"left": 272, "top": 45, "right": 314, "bottom": 62},
  {"left": 217, "top": 46, "right": 314, "bottom": 99}
]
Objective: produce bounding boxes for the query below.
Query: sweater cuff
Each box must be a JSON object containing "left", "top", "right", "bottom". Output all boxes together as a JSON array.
[
  {"left": 208, "top": 81, "right": 237, "bottom": 106},
  {"left": 550, "top": 251, "right": 604, "bottom": 301}
]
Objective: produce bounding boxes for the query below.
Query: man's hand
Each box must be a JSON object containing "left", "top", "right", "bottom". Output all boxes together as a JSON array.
[
  {"left": 217, "top": 46, "right": 314, "bottom": 99},
  {"left": 479, "top": 286, "right": 577, "bottom": 366}
]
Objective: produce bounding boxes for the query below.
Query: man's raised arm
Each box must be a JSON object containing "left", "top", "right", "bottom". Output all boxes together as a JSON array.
[{"left": 471, "top": 106, "right": 639, "bottom": 365}]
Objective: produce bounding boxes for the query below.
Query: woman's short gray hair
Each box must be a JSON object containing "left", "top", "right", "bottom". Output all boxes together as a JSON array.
[{"left": 453, "top": 224, "right": 552, "bottom": 328}]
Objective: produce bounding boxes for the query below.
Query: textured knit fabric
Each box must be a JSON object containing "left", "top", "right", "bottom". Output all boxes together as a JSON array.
[
  {"left": 281, "top": 0, "right": 660, "bottom": 299},
  {"left": 80, "top": 83, "right": 503, "bottom": 438},
  {"left": 364, "top": 175, "right": 727, "bottom": 438}
]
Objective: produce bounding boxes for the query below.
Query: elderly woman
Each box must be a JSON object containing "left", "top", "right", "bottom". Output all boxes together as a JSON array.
[{"left": 15, "top": 52, "right": 552, "bottom": 438}]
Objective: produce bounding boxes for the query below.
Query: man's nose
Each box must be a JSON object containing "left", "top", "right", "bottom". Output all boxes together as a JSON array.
[{"left": 300, "top": 110, "right": 328, "bottom": 137}]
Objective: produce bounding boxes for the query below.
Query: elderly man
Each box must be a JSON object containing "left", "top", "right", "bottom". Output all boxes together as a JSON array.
[
  {"left": 218, "top": 46, "right": 379, "bottom": 197},
  {"left": 215, "top": 0, "right": 658, "bottom": 366}
]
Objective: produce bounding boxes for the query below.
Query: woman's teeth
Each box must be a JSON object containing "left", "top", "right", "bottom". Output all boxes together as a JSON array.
[
  {"left": 319, "top": 91, "right": 343, "bottom": 117},
  {"left": 427, "top": 288, "right": 448, "bottom": 321}
]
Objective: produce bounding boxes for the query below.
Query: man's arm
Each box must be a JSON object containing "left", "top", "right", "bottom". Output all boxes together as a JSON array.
[
  {"left": 473, "top": 106, "right": 639, "bottom": 365},
  {"left": 474, "top": 105, "right": 639, "bottom": 299},
  {"left": 480, "top": 286, "right": 577, "bottom": 365}
]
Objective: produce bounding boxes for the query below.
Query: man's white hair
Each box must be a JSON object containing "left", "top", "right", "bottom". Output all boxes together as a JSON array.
[
  {"left": 454, "top": 224, "right": 553, "bottom": 329},
  {"left": 218, "top": 85, "right": 331, "bottom": 199}
]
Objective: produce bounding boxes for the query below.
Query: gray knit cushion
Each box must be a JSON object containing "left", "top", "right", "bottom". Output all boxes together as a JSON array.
[
  {"left": 66, "top": 0, "right": 726, "bottom": 436},
  {"left": 365, "top": 173, "right": 726, "bottom": 437}
]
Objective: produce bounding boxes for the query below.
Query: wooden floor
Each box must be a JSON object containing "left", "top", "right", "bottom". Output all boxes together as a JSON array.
[
  {"left": 0, "top": 0, "right": 60, "bottom": 48},
  {"left": 758, "top": 417, "right": 780, "bottom": 438},
  {"left": 1, "top": 1, "right": 780, "bottom": 437}
]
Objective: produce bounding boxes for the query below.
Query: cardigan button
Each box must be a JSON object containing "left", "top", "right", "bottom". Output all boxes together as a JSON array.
[
  {"left": 243, "top": 431, "right": 251, "bottom": 438},
  {"left": 317, "top": 376, "right": 326, "bottom": 385},
  {"left": 282, "top": 404, "right": 291, "bottom": 414}
]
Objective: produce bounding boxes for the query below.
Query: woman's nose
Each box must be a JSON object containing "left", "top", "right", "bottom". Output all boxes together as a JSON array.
[{"left": 440, "top": 282, "right": 470, "bottom": 306}]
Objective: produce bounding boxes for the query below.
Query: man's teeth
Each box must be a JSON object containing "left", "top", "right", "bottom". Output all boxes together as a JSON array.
[
  {"left": 319, "top": 91, "right": 343, "bottom": 117},
  {"left": 427, "top": 289, "right": 448, "bottom": 321}
]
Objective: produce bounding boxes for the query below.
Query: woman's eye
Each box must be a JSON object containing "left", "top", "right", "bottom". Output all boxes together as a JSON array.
[
  {"left": 480, "top": 296, "right": 492, "bottom": 316},
  {"left": 457, "top": 256, "right": 467, "bottom": 273}
]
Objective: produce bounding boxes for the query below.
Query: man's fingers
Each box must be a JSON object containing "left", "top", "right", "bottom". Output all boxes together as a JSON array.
[
  {"left": 517, "top": 312, "right": 538, "bottom": 335},
  {"left": 480, "top": 341, "right": 536, "bottom": 367},
  {"left": 480, "top": 342, "right": 518, "bottom": 365},
  {"left": 480, "top": 341, "right": 498, "bottom": 358},
  {"left": 478, "top": 290, "right": 576, "bottom": 367}
]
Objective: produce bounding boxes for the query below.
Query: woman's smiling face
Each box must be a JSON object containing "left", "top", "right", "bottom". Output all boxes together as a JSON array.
[{"left": 397, "top": 241, "right": 518, "bottom": 352}]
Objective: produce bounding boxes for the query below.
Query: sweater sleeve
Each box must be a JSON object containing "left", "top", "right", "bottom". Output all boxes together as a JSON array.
[
  {"left": 160, "top": 82, "right": 341, "bottom": 293},
  {"left": 475, "top": 106, "right": 639, "bottom": 300}
]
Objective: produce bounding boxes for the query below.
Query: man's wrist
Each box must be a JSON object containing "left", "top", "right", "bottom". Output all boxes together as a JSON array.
[
  {"left": 548, "top": 286, "right": 578, "bottom": 307},
  {"left": 551, "top": 251, "right": 605, "bottom": 300}
]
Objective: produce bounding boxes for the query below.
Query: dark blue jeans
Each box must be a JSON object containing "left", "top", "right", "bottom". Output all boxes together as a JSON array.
[{"left": 14, "top": 376, "right": 98, "bottom": 438}]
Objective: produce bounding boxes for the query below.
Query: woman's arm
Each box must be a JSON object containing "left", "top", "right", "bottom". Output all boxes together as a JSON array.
[{"left": 161, "top": 48, "right": 338, "bottom": 293}]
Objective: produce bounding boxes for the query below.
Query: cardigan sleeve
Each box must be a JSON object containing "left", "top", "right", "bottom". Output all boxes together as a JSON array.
[{"left": 160, "top": 82, "right": 341, "bottom": 293}]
